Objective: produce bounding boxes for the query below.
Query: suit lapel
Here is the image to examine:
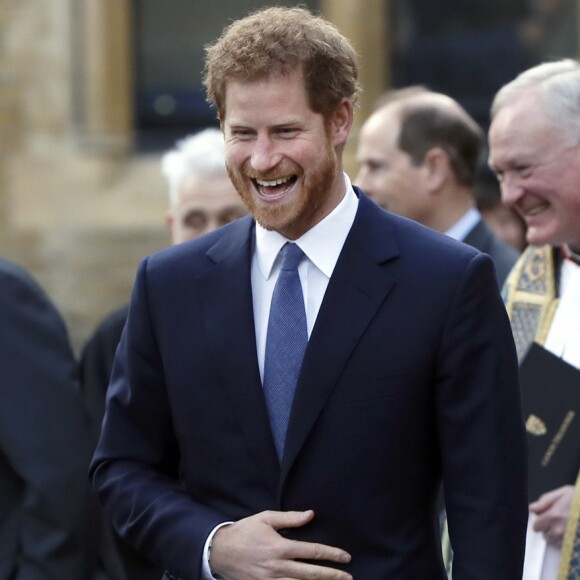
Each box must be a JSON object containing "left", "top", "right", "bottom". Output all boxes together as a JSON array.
[
  {"left": 196, "top": 198, "right": 401, "bottom": 491},
  {"left": 280, "top": 196, "right": 400, "bottom": 485},
  {"left": 197, "top": 217, "right": 280, "bottom": 489}
]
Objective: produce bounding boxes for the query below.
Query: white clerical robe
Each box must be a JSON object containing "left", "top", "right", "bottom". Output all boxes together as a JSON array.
[{"left": 522, "top": 258, "right": 580, "bottom": 580}]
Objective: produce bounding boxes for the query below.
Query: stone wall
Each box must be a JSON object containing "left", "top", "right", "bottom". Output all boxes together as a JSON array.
[{"left": 1, "top": 0, "right": 168, "bottom": 351}]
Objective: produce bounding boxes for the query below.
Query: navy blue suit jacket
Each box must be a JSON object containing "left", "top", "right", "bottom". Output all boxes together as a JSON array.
[{"left": 91, "top": 191, "right": 527, "bottom": 579}]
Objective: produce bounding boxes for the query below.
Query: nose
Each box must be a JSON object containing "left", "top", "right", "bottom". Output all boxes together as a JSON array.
[
  {"left": 251, "top": 134, "right": 280, "bottom": 173},
  {"left": 206, "top": 216, "right": 222, "bottom": 233}
]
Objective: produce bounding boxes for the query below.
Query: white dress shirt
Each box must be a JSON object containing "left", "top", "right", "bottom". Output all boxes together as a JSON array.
[
  {"left": 523, "top": 257, "right": 580, "bottom": 580},
  {"left": 252, "top": 175, "right": 359, "bottom": 380},
  {"left": 444, "top": 206, "right": 481, "bottom": 242},
  {"left": 201, "top": 174, "right": 359, "bottom": 579}
]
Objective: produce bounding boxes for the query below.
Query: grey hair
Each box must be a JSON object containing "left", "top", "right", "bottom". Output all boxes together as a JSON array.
[
  {"left": 161, "top": 128, "right": 227, "bottom": 208},
  {"left": 491, "top": 59, "right": 580, "bottom": 145}
]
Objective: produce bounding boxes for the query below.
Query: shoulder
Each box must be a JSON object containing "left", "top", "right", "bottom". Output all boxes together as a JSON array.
[
  {"left": 467, "top": 220, "right": 520, "bottom": 285},
  {"left": 138, "top": 215, "right": 254, "bottom": 290},
  {"left": 0, "top": 258, "right": 57, "bottom": 312},
  {"left": 0, "top": 257, "right": 43, "bottom": 291},
  {"left": 361, "top": 194, "right": 481, "bottom": 263},
  {"left": 355, "top": 194, "right": 487, "bottom": 292},
  {"left": 470, "top": 220, "right": 519, "bottom": 260},
  {"left": 94, "top": 305, "right": 129, "bottom": 335},
  {"left": 0, "top": 259, "right": 75, "bottom": 369}
]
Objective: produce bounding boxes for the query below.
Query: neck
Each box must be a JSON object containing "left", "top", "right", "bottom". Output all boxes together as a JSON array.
[{"left": 431, "top": 192, "right": 474, "bottom": 233}]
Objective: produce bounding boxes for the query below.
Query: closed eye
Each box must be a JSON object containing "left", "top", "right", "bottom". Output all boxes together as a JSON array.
[
  {"left": 229, "top": 127, "right": 255, "bottom": 141},
  {"left": 515, "top": 165, "right": 533, "bottom": 178},
  {"left": 275, "top": 127, "right": 300, "bottom": 138},
  {"left": 366, "top": 160, "right": 388, "bottom": 173}
]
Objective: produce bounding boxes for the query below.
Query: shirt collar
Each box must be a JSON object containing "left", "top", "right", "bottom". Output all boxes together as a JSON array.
[
  {"left": 255, "top": 173, "right": 359, "bottom": 280},
  {"left": 445, "top": 207, "right": 481, "bottom": 241}
]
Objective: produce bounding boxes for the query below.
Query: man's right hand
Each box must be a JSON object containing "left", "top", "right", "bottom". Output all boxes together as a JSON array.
[{"left": 209, "top": 510, "right": 352, "bottom": 580}]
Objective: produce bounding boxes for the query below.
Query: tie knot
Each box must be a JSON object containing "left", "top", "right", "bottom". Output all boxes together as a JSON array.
[{"left": 280, "top": 243, "right": 305, "bottom": 271}]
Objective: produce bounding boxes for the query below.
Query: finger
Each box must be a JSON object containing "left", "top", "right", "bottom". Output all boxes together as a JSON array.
[
  {"left": 532, "top": 510, "right": 558, "bottom": 534},
  {"left": 530, "top": 491, "right": 560, "bottom": 513},
  {"left": 532, "top": 514, "right": 549, "bottom": 533},
  {"left": 282, "top": 559, "right": 353, "bottom": 580},
  {"left": 543, "top": 529, "right": 563, "bottom": 548},
  {"left": 531, "top": 485, "right": 571, "bottom": 512},
  {"left": 262, "top": 509, "right": 315, "bottom": 531},
  {"left": 285, "top": 539, "right": 352, "bottom": 565}
]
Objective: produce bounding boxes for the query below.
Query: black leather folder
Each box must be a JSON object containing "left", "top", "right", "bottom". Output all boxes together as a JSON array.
[{"left": 520, "top": 343, "right": 580, "bottom": 502}]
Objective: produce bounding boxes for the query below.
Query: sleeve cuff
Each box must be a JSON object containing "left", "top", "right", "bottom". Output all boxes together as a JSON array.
[{"left": 201, "top": 521, "right": 233, "bottom": 579}]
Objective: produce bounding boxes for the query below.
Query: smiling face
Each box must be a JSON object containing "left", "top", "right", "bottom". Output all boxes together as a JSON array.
[
  {"left": 489, "top": 91, "right": 580, "bottom": 252},
  {"left": 222, "top": 68, "right": 352, "bottom": 240}
]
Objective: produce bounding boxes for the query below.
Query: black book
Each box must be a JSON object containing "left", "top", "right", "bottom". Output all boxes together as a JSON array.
[{"left": 520, "top": 343, "right": 580, "bottom": 502}]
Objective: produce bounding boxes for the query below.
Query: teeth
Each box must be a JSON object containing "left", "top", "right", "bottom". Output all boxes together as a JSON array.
[
  {"left": 527, "top": 204, "right": 548, "bottom": 216},
  {"left": 256, "top": 177, "right": 290, "bottom": 187}
]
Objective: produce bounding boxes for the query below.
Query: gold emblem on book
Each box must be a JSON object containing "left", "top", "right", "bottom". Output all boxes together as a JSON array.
[{"left": 526, "top": 415, "right": 547, "bottom": 436}]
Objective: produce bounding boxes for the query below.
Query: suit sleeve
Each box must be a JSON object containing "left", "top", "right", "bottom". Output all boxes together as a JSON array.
[
  {"left": 436, "top": 253, "right": 528, "bottom": 579},
  {"left": 90, "top": 258, "right": 226, "bottom": 580},
  {"left": 0, "top": 264, "right": 98, "bottom": 579}
]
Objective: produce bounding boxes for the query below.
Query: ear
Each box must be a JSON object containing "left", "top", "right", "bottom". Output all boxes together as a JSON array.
[
  {"left": 329, "top": 99, "right": 354, "bottom": 148},
  {"left": 423, "top": 147, "right": 451, "bottom": 193}
]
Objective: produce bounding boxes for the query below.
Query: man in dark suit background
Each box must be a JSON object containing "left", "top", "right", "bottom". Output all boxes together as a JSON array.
[
  {"left": 91, "top": 7, "right": 528, "bottom": 579},
  {"left": 0, "top": 258, "right": 97, "bottom": 579},
  {"left": 356, "top": 86, "right": 520, "bottom": 286}
]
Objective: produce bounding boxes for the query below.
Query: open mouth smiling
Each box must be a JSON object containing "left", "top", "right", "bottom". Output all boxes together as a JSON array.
[
  {"left": 253, "top": 175, "right": 298, "bottom": 199},
  {"left": 521, "top": 201, "right": 550, "bottom": 221}
]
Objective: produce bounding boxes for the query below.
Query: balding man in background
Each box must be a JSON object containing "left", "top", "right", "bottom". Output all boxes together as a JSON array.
[{"left": 356, "top": 87, "right": 519, "bottom": 286}]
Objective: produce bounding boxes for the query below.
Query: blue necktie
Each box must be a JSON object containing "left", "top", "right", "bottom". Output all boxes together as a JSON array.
[{"left": 263, "top": 243, "right": 308, "bottom": 459}]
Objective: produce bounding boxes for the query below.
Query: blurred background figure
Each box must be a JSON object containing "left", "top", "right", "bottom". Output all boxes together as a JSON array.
[
  {"left": 162, "top": 128, "right": 247, "bottom": 244},
  {"left": 80, "top": 127, "right": 245, "bottom": 580},
  {"left": 389, "top": 0, "right": 573, "bottom": 131},
  {"left": 0, "top": 258, "right": 98, "bottom": 579},
  {"left": 356, "top": 87, "right": 520, "bottom": 286},
  {"left": 474, "top": 166, "right": 528, "bottom": 253}
]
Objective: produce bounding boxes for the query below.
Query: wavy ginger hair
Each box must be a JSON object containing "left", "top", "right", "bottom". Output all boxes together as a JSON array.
[{"left": 203, "top": 6, "right": 360, "bottom": 121}]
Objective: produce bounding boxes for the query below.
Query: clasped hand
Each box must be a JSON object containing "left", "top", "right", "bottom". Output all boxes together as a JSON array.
[{"left": 209, "top": 509, "right": 352, "bottom": 579}]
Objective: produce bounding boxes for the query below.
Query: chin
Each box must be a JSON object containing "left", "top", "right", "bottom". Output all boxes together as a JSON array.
[{"left": 527, "top": 232, "right": 563, "bottom": 249}]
